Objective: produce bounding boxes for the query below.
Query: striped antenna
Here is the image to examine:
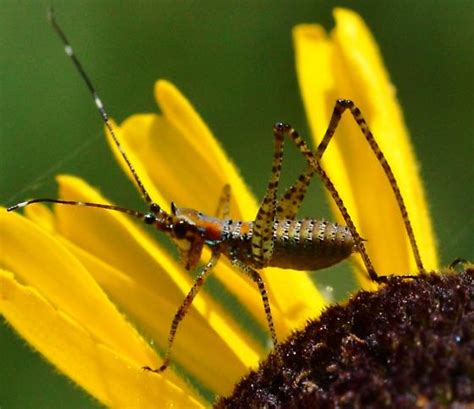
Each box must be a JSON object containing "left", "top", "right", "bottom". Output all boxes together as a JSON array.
[
  {"left": 46, "top": 7, "right": 164, "bottom": 216},
  {"left": 8, "top": 198, "right": 144, "bottom": 220}
]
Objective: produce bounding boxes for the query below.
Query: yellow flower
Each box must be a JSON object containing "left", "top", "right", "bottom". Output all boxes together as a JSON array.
[{"left": 0, "top": 8, "right": 438, "bottom": 407}]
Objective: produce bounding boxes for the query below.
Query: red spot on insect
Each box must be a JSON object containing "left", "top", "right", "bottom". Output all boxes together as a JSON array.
[{"left": 198, "top": 219, "right": 224, "bottom": 241}]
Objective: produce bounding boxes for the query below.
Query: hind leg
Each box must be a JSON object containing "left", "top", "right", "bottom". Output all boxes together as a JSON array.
[{"left": 315, "top": 99, "right": 425, "bottom": 275}]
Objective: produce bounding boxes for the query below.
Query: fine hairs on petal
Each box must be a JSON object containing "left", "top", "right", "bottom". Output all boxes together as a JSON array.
[{"left": 216, "top": 267, "right": 474, "bottom": 408}]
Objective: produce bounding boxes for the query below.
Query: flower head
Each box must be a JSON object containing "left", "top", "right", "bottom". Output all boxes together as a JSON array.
[{"left": 218, "top": 267, "right": 474, "bottom": 407}]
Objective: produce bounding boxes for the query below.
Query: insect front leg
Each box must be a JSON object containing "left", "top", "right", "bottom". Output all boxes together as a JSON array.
[
  {"left": 232, "top": 259, "right": 278, "bottom": 348},
  {"left": 144, "top": 251, "right": 221, "bottom": 373}
]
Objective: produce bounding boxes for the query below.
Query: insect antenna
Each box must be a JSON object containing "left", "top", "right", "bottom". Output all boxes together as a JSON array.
[
  {"left": 7, "top": 198, "right": 146, "bottom": 220},
  {"left": 46, "top": 7, "right": 166, "bottom": 217}
]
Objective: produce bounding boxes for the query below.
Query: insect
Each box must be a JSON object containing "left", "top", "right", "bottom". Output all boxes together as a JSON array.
[{"left": 8, "top": 9, "right": 425, "bottom": 373}]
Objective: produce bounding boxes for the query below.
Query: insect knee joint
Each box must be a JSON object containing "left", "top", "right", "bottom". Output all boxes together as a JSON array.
[{"left": 273, "top": 122, "right": 291, "bottom": 132}]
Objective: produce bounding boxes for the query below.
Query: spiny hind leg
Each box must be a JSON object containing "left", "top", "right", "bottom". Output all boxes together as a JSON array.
[
  {"left": 251, "top": 128, "right": 285, "bottom": 267},
  {"left": 276, "top": 164, "right": 316, "bottom": 219},
  {"left": 316, "top": 99, "right": 424, "bottom": 275},
  {"left": 271, "top": 123, "right": 379, "bottom": 282},
  {"left": 144, "top": 252, "right": 221, "bottom": 373},
  {"left": 232, "top": 259, "right": 278, "bottom": 348},
  {"left": 251, "top": 127, "right": 317, "bottom": 265}
]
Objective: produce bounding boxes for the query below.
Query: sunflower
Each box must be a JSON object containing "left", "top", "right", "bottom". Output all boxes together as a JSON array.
[{"left": 1, "top": 8, "right": 439, "bottom": 408}]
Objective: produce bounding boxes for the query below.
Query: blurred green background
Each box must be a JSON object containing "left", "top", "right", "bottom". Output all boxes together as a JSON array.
[{"left": 1, "top": 1, "right": 473, "bottom": 407}]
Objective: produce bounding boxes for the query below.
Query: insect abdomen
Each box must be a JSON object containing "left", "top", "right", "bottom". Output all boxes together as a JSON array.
[{"left": 269, "top": 219, "right": 355, "bottom": 271}]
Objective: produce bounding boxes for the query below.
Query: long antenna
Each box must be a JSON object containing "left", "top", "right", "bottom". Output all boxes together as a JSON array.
[
  {"left": 8, "top": 198, "right": 145, "bottom": 219},
  {"left": 46, "top": 7, "right": 160, "bottom": 212}
]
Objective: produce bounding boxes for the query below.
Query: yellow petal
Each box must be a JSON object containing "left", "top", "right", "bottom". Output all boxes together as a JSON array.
[
  {"left": 154, "top": 80, "right": 256, "bottom": 219},
  {"left": 262, "top": 267, "right": 326, "bottom": 333},
  {"left": 0, "top": 270, "right": 204, "bottom": 408},
  {"left": 24, "top": 202, "right": 55, "bottom": 233},
  {"left": 294, "top": 9, "right": 438, "bottom": 288},
  {"left": 54, "top": 175, "right": 183, "bottom": 304},
  {"left": 0, "top": 209, "right": 156, "bottom": 365}
]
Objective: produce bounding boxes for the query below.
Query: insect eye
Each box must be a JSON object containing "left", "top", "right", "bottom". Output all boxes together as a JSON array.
[
  {"left": 173, "top": 220, "right": 188, "bottom": 239},
  {"left": 149, "top": 203, "right": 160, "bottom": 214},
  {"left": 143, "top": 213, "right": 155, "bottom": 225}
]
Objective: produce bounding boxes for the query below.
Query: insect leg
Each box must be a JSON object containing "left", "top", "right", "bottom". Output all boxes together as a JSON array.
[
  {"left": 251, "top": 129, "right": 285, "bottom": 267},
  {"left": 272, "top": 123, "right": 379, "bottom": 282},
  {"left": 214, "top": 184, "right": 232, "bottom": 219},
  {"left": 316, "top": 99, "right": 425, "bottom": 274},
  {"left": 276, "top": 164, "right": 315, "bottom": 219},
  {"left": 232, "top": 259, "right": 278, "bottom": 348},
  {"left": 144, "top": 252, "right": 221, "bottom": 373}
]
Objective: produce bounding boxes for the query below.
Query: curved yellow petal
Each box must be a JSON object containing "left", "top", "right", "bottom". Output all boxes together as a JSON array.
[
  {"left": 154, "top": 80, "right": 256, "bottom": 219},
  {"left": 293, "top": 9, "right": 438, "bottom": 288},
  {"left": 0, "top": 270, "right": 204, "bottom": 408},
  {"left": 54, "top": 176, "right": 183, "bottom": 304},
  {"left": 24, "top": 202, "right": 55, "bottom": 233},
  {"left": 0, "top": 209, "right": 155, "bottom": 365}
]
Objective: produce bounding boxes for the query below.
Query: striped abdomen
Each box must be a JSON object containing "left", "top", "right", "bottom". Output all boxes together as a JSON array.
[
  {"left": 223, "top": 218, "right": 355, "bottom": 271},
  {"left": 269, "top": 219, "right": 355, "bottom": 270}
]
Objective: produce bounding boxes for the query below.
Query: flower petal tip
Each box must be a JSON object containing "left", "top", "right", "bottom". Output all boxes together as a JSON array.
[
  {"left": 292, "top": 24, "right": 325, "bottom": 41},
  {"left": 333, "top": 8, "right": 361, "bottom": 23},
  {"left": 154, "top": 79, "right": 178, "bottom": 105},
  {"left": 332, "top": 8, "right": 373, "bottom": 41}
]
